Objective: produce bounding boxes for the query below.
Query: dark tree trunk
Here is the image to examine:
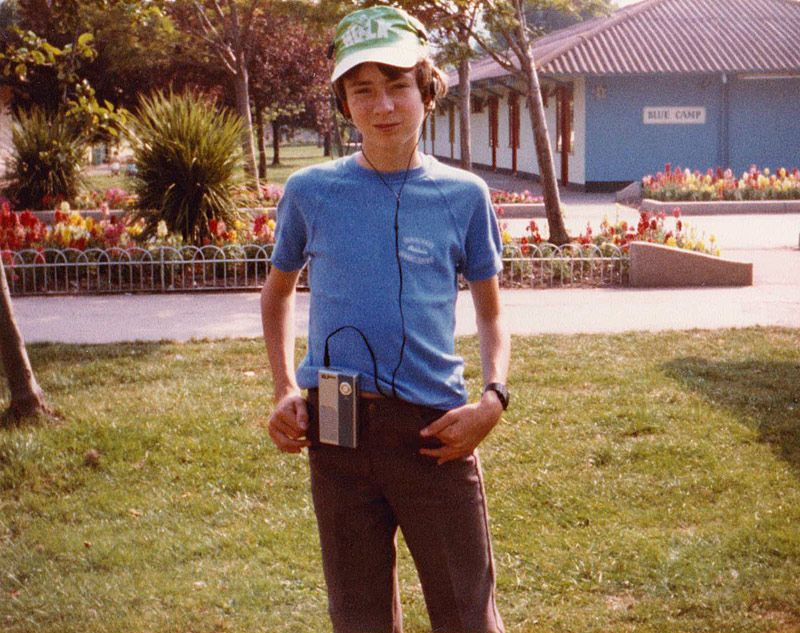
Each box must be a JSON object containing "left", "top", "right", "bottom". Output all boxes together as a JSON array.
[
  {"left": 323, "top": 131, "right": 332, "bottom": 157},
  {"left": 271, "top": 119, "right": 281, "bottom": 166},
  {"left": 255, "top": 105, "right": 267, "bottom": 180},
  {"left": 0, "top": 258, "right": 50, "bottom": 424}
]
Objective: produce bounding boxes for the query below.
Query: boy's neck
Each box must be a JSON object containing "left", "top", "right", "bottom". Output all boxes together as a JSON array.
[{"left": 357, "top": 143, "right": 422, "bottom": 173}]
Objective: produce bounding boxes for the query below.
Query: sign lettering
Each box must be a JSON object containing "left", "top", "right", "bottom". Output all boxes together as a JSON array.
[{"left": 643, "top": 107, "right": 706, "bottom": 125}]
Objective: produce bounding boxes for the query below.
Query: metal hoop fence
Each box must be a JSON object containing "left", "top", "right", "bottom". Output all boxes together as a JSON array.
[
  {"left": 2, "top": 242, "right": 627, "bottom": 296},
  {"left": 500, "top": 242, "right": 628, "bottom": 288}
]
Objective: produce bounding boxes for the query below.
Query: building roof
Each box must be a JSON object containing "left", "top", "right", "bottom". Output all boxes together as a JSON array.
[{"left": 458, "top": 0, "right": 800, "bottom": 83}]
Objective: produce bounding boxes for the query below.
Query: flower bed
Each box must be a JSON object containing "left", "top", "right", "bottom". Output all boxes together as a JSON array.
[
  {"left": 499, "top": 209, "right": 720, "bottom": 257},
  {"left": 642, "top": 164, "right": 800, "bottom": 202},
  {"left": 4, "top": 199, "right": 722, "bottom": 294},
  {"left": 1, "top": 201, "right": 277, "bottom": 253}
]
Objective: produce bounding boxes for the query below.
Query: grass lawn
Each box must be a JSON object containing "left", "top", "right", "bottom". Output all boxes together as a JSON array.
[
  {"left": 263, "top": 143, "right": 332, "bottom": 187},
  {"left": 1, "top": 327, "right": 799, "bottom": 632},
  {"left": 82, "top": 144, "right": 330, "bottom": 195}
]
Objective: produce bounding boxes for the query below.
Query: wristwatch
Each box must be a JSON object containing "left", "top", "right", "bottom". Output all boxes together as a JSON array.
[{"left": 483, "top": 382, "right": 510, "bottom": 410}]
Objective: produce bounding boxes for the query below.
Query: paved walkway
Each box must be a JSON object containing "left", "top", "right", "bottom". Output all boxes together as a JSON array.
[{"left": 10, "top": 165, "right": 800, "bottom": 343}]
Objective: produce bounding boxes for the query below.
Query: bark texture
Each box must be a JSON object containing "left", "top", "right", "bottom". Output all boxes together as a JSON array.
[{"left": 0, "top": 259, "right": 50, "bottom": 423}]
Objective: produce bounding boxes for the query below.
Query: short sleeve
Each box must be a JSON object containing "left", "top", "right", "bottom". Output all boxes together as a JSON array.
[
  {"left": 462, "top": 188, "right": 503, "bottom": 282},
  {"left": 270, "top": 179, "right": 308, "bottom": 272}
]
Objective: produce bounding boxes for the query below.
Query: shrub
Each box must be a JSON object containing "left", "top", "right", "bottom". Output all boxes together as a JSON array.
[
  {"left": 4, "top": 108, "right": 86, "bottom": 209},
  {"left": 130, "top": 91, "right": 245, "bottom": 243}
]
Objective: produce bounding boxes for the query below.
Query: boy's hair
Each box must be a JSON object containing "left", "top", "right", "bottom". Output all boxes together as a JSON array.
[{"left": 333, "top": 59, "right": 448, "bottom": 117}]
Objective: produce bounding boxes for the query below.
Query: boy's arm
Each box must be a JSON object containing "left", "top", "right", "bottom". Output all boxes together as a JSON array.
[
  {"left": 261, "top": 267, "right": 310, "bottom": 453},
  {"left": 420, "top": 275, "right": 510, "bottom": 464}
]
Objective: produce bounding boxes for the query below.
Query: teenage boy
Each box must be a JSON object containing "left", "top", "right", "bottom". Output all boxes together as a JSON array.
[{"left": 261, "top": 6, "right": 510, "bottom": 633}]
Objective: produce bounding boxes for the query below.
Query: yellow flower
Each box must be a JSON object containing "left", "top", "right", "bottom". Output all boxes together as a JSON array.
[
  {"left": 234, "top": 219, "right": 245, "bottom": 231},
  {"left": 666, "top": 236, "right": 677, "bottom": 247},
  {"left": 501, "top": 230, "right": 512, "bottom": 245},
  {"left": 713, "top": 247, "right": 721, "bottom": 257},
  {"left": 267, "top": 219, "right": 276, "bottom": 231},
  {"left": 709, "top": 234, "right": 716, "bottom": 243}
]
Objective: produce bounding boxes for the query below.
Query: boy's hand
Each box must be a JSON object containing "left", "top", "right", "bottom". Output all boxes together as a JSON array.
[
  {"left": 419, "top": 391, "right": 503, "bottom": 465},
  {"left": 267, "top": 393, "right": 311, "bottom": 453}
]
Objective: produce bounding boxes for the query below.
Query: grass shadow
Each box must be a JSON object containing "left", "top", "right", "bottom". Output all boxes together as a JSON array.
[{"left": 663, "top": 357, "right": 800, "bottom": 475}]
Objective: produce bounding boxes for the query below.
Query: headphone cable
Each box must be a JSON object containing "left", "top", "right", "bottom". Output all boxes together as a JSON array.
[{"left": 360, "top": 120, "right": 429, "bottom": 399}]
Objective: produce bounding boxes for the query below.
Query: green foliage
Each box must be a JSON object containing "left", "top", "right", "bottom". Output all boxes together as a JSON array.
[
  {"left": 130, "top": 91, "right": 245, "bottom": 243},
  {"left": 4, "top": 107, "right": 85, "bottom": 209},
  {"left": 0, "top": 24, "right": 127, "bottom": 141}
]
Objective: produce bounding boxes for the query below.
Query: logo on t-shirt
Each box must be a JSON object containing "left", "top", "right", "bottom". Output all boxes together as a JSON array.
[{"left": 400, "top": 236, "right": 434, "bottom": 265}]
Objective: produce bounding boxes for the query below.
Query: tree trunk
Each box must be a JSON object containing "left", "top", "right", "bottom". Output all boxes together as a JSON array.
[
  {"left": 0, "top": 258, "right": 50, "bottom": 423},
  {"left": 255, "top": 105, "right": 267, "bottom": 180},
  {"left": 514, "top": 7, "right": 569, "bottom": 245},
  {"left": 271, "top": 119, "right": 281, "bottom": 166},
  {"left": 323, "top": 131, "right": 332, "bottom": 157},
  {"left": 458, "top": 57, "right": 472, "bottom": 171},
  {"left": 233, "top": 57, "right": 260, "bottom": 191}
]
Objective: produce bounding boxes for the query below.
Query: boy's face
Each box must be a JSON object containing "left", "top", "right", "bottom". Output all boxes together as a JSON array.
[{"left": 342, "top": 63, "right": 426, "bottom": 155}]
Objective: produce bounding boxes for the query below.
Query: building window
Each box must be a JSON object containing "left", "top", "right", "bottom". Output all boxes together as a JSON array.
[
  {"left": 556, "top": 86, "right": 574, "bottom": 154},
  {"left": 471, "top": 95, "right": 484, "bottom": 113}
]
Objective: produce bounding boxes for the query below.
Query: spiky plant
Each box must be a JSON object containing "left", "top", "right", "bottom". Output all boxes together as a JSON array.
[
  {"left": 5, "top": 108, "right": 86, "bottom": 209},
  {"left": 130, "top": 91, "right": 245, "bottom": 243}
]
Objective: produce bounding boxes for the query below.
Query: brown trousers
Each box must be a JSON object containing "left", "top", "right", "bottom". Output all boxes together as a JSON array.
[{"left": 306, "top": 390, "right": 504, "bottom": 633}]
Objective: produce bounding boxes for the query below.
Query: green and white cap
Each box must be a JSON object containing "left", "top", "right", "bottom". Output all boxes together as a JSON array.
[{"left": 330, "top": 6, "right": 429, "bottom": 83}]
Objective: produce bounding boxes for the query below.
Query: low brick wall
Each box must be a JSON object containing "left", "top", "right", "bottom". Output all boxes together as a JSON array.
[
  {"left": 629, "top": 241, "right": 753, "bottom": 287},
  {"left": 641, "top": 198, "right": 800, "bottom": 216},
  {"left": 493, "top": 203, "right": 546, "bottom": 218}
]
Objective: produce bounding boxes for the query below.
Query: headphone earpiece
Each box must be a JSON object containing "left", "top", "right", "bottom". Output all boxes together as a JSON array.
[{"left": 334, "top": 94, "right": 350, "bottom": 119}]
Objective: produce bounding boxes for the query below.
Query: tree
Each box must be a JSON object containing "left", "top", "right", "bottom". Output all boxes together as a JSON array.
[
  {"left": 248, "top": 8, "right": 330, "bottom": 174},
  {"left": 168, "top": 0, "right": 265, "bottom": 191},
  {"left": 0, "top": 8, "right": 128, "bottom": 144},
  {"left": 470, "top": 0, "right": 570, "bottom": 244},
  {"left": 0, "top": 257, "right": 50, "bottom": 423},
  {"left": 388, "top": 0, "right": 483, "bottom": 171},
  {"left": 3, "top": 0, "right": 183, "bottom": 116}
]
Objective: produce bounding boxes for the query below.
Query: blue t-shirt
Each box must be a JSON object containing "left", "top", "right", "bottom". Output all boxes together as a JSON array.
[{"left": 270, "top": 154, "right": 502, "bottom": 410}]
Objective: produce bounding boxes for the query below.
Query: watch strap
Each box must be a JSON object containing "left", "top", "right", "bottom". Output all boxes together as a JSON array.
[{"left": 484, "top": 382, "right": 509, "bottom": 410}]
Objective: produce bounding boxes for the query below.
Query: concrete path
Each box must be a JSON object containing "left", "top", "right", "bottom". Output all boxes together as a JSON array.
[{"left": 13, "top": 245, "right": 799, "bottom": 344}]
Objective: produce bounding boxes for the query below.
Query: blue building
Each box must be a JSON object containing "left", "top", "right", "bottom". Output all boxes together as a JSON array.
[{"left": 427, "top": 0, "right": 800, "bottom": 191}]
